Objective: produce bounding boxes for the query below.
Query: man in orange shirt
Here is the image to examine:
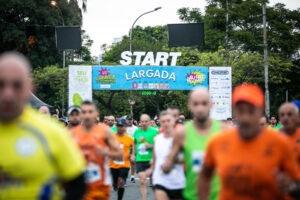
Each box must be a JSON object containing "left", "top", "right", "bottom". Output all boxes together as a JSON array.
[
  {"left": 72, "top": 100, "right": 123, "bottom": 200},
  {"left": 279, "top": 103, "right": 300, "bottom": 164},
  {"left": 198, "top": 83, "right": 300, "bottom": 200},
  {"left": 109, "top": 119, "right": 134, "bottom": 200}
]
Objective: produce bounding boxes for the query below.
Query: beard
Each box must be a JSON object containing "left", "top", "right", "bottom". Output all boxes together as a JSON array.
[
  {"left": 70, "top": 121, "right": 79, "bottom": 126},
  {"left": 195, "top": 114, "right": 209, "bottom": 124}
]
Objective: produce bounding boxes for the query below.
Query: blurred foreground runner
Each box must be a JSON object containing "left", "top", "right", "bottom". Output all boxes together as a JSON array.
[
  {"left": 72, "top": 101, "right": 123, "bottom": 200},
  {"left": 146, "top": 111, "right": 185, "bottom": 200},
  {"left": 0, "top": 52, "right": 86, "bottom": 199},
  {"left": 162, "top": 87, "right": 222, "bottom": 200},
  {"left": 198, "top": 84, "right": 300, "bottom": 200}
]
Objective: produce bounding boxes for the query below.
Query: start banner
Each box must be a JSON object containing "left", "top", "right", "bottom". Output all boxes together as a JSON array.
[{"left": 92, "top": 66, "right": 208, "bottom": 90}]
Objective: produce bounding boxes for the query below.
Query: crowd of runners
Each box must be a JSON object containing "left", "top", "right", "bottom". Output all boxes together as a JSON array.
[{"left": 1, "top": 51, "right": 300, "bottom": 200}]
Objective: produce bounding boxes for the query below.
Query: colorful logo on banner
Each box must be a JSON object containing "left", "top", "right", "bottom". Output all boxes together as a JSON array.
[
  {"left": 95, "top": 68, "right": 116, "bottom": 84},
  {"left": 92, "top": 66, "right": 208, "bottom": 90},
  {"left": 186, "top": 71, "right": 206, "bottom": 86}
]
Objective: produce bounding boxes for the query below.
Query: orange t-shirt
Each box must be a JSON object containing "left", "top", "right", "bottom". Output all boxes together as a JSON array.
[
  {"left": 72, "top": 124, "right": 111, "bottom": 188},
  {"left": 280, "top": 129, "right": 300, "bottom": 166},
  {"left": 109, "top": 133, "right": 133, "bottom": 169},
  {"left": 204, "top": 128, "right": 300, "bottom": 200}
]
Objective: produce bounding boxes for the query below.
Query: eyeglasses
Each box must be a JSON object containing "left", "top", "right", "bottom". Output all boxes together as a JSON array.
[{"left": 107, "top": 119, "right": 114, "bottom": 121}]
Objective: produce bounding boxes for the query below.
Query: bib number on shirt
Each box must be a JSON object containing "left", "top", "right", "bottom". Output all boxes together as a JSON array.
[
  {"left": 138, "top": 143, "right": 149, "bottom": 155},
  {"left": 192, "top": 151, "right": 205, "bottom": 173},
  {"left": 113, "top": 144, "right": 125, "bottom": 165},
  {"left": 85, "top": 162, "right": 101, "bottom": 183}
]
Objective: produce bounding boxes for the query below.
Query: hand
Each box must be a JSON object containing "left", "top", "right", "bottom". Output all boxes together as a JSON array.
[
  {"left": 144, "top": 142, "right": 152, "bottom": 149},
  {"left": 161, "top": 159, "right": 172, "bottom": 174},
  {"left": 145, "top": 168, "right": 153, "bottom": 177},
  {"left": 95, "top": 146, "right": 108, "bottom": 156},
  {"left": 274, "top": 170, "right": 291, "bottom": 195},
  {"left": 130, "top": 154, "right": 135, "bottom": 163}
]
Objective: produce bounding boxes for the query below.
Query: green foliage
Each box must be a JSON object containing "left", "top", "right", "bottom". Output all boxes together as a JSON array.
[
  {"left": 33, "top": 66, "right": 68, "bottom": 109},
  {"left": 177, "top": 1, "right": 300, "bottom": 59},
  {"left": 0, "top": 0, "right": 82, "bottom": 68}
]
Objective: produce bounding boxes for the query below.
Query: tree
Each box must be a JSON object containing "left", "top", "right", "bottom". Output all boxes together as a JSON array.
[
  {"left": 33, "top": 66, "right": 68, "bottom": 110},
  {"left": 0, "top": 0, "right": 82, "bottom": 68},
  {"left": 177, "top": 1, "right": 300, "bottom": 59}
]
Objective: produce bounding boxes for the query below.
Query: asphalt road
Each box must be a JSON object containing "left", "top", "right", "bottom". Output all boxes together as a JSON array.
[{"left": 110, "top": 178, "right": 154, "bottom": 200}]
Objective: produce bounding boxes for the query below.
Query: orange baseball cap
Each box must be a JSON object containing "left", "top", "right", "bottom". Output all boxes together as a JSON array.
[{"left": 233, "top": 83, "right": 265, "bottom": 106}]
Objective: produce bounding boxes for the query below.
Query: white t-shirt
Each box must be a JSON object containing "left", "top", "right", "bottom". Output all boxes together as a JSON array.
[
  {"left": 152, "top": 134, "right": 185, "bottom": 190},
  {"left": 127, "top": 125, "right": 138, "bottom": 138}
]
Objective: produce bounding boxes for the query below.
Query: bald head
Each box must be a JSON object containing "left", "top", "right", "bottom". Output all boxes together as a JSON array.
[
  {"left": 0, "top": 51, "right": 32, "bottom": 122},
  {"left": 140, "top": 114, "right": 151, "bottom": 131},
  {"left": 188, "top": 87, "right": 212, "bottom": 123},
  {"left": 279, "top": 103, "right": 299, "bottom": 134},
  {"left": 39, "top": 106, "right": 50, "bottom": 116}
]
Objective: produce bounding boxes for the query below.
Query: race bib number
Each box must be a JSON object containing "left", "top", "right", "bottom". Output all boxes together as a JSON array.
[
  {"left": 192, "top": 151, "right": 205, "bottom": 173},
  {"left": 113, "top": 144, "right": 125, "bottom": 165},
  {"left": 138, "top": 143, "right": 148, "bottom": 155},
  {"left": 85, "top": 162, "right": 101, "bottom": 183}
]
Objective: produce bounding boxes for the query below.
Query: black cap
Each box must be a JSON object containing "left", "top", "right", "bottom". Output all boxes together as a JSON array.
[
  {"left": 117, "top": 119, "right": 127, "bottom": 126},
  {"left": 126, "top": 115, "right": 133, "bottom": 120}
]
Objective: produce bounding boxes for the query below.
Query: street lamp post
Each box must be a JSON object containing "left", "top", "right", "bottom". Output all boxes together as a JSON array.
[
  {"left": 129, "top": 7, "right": 162, "bottom": 53},
  {"left": 128, "top": 7, "right": 161, "bottom": 116},
  {"left": 51, "top": 0, "right": 66, "bottom": 116}
]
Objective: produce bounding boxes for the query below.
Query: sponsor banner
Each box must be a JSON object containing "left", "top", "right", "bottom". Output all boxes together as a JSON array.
[
  {"left": 92, "top": 66, "right": 208, "bottom": 90},
  {"left": 209, "top": 67, "right": 232, "bottom": 120},
  {"left": 68, "top": 65, "right": 92, "bottom": 107}
]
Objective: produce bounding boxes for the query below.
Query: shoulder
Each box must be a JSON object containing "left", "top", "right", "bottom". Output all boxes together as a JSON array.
[
  {"left": 21, "top": 108, "right": 67, "bottom": 137},
  {"left": 209, "top": 128, "right": 237, "bottom": 146}
]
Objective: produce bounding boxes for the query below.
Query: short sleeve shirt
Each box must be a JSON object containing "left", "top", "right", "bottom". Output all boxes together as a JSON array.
[
  {"left": 109, "top": 133, "right": 134, "bottom": 169},
  {"left": 134, "top": 127, "right": 158, "bottom": 162},
  {"left": 204, "top": 128, "right": 300, "bottom": 200}
]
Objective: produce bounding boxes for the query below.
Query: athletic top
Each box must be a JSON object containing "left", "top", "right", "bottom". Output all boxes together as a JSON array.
[
  {"left": 183, "top": 120, "right": 221, "bottom": 200},
  {"left": 111, "top": 126, "right": 117, "bottom": 133},
  {"left": 72, "top": 125, "right": 112, "bottom": 188},
  {"left": 152, "top": 134, "right": 185, "bottom": 190},
  {"left": 109, "top": 133, "right": 133, "bottom": 169},
  {"left": 134, "top": 127, "right": 158, "bottom": 162},
  {"left": 205, "top": 128, "right": 300, "bottom": 200},
  {"left": 127, "top": 125, "right": 138, "bottom": 138},
  {"left": 280, "top": 129, "right": 300, "bottom": 166},
  {"left": 0, "top": 107, "right": 85, "bottom": 199}
]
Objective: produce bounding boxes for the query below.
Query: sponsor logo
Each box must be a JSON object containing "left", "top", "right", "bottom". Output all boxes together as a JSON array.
[
  {"left": 211, "top": 70, "right": 229, "bottom": 75},
  {"left": 186, "top": 71, "right": 206, "bottom": 86},
  {"left": 96, "top": 68, "right": 116, "bottom": 84}
]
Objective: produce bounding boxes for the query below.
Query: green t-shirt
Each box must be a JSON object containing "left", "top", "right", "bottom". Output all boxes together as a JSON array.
[
  {"left": 134, "top": 127, "right": 158, "bottom": 162},
  {"left": 183, "top": 120, "right": 221, "bottom": 200},
  {"left": 111, "top": 126, "right": 117, "bottom": 133}
]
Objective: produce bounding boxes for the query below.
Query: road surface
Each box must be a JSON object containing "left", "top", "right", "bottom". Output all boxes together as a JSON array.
[{"left": 110, "top": 178, "right": 154, "bottom": 200}]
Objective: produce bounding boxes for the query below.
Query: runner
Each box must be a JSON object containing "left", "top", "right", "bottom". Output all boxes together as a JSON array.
[
  {"left": 38, "top": 105, "right": 50, "bottom": 116},
  {"left": 109, "top": 119, "right": 134, "bottom": 200},
  {"left": 167, "top": 105, "right": 184, "bottom": 128},
  {"left": 72, "top": 101, "right": 123, "bottom": 200},
  {"left": 0, "top": 52, "right": 86, "bottom": 199},
  {"left": 259, "top": 115, "right": 268, "bottom": 129},
  {"left": 67, "top": 106, "right": 81, "bottom": 131},
  {"left": 162, "top": 87, "right": 222, "bottom": 200},
  {"left": 146, "top": 111, "right": 185, "bottom": 200},
  {"left": 131, "top": 114, "right": 158, "bottom": 200},
  {"left": 198, "top": 83, "right": 300, "bottom": 200},
  {"left": 279, "top": 103, "right": 300, "bottom": 165},
  {"left": 126, "top": 115, "right": 138, "bottom": 183},
  {"left": 107, "top": 115, "right": 117, "bottom": 133}
]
